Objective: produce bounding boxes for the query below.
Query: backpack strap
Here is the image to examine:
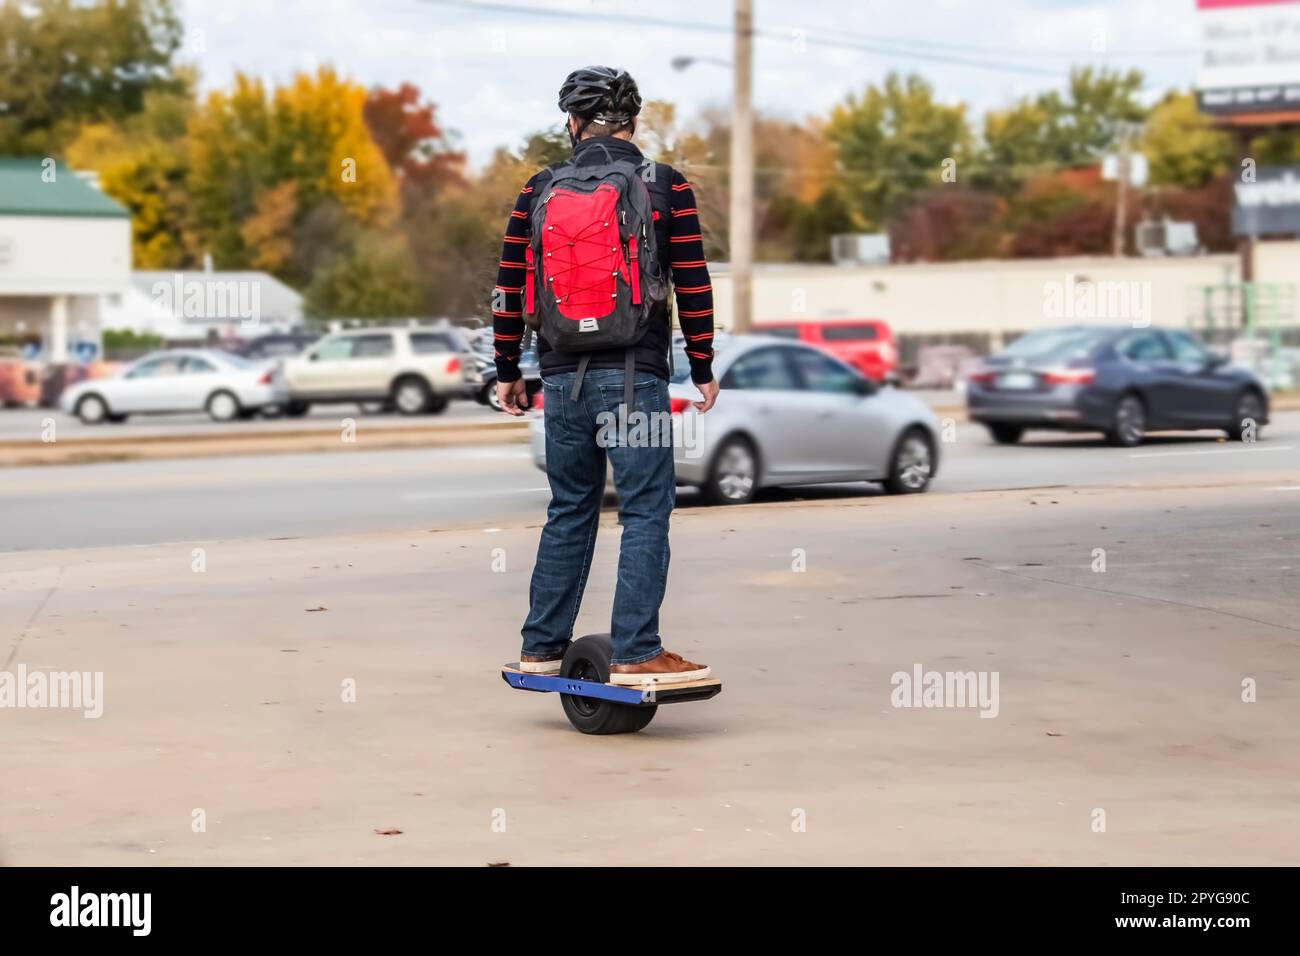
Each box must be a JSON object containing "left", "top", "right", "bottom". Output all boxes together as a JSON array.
[
  {"left": 624, "top": 349, "right": 635, "bottom": 416},
  {"left": 570, "top": 353, "right": 590, "bottom": 402}
]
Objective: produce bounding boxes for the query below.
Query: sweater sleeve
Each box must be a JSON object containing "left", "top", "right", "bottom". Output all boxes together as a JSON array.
[
  {"left": 491, "top": 176, "right": 537, "bottom": 383},
  {"left": 667, "top": 169, "right": 715, "bottom": 385}
]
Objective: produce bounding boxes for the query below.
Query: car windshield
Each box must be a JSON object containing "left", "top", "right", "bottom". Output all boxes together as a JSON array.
[
  {"left": 999, "top": 328, "right": 1108, "bottom": 363},
  {"left": 214, "top": 351, "right": 250, "bottom": 368}
]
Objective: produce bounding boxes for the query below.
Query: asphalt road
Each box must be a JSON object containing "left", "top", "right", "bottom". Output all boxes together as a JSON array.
[{"left": 2, "top": 412, "right": 1298, "bottom": 552}]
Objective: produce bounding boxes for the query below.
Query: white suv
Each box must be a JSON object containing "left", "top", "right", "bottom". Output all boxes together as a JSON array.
[{"left": 280, "top": 327, "right": 469, "bottom": 415}]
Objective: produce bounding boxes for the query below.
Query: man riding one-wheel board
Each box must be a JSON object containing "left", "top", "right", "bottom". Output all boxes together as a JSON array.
[{"left": 493, "top": 66, "right": 722, "bottom": 734}]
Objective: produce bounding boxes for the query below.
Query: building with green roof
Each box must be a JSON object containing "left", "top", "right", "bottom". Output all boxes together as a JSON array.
[{"left": 0, "top": 157, "right": 131, "bottom": 363}]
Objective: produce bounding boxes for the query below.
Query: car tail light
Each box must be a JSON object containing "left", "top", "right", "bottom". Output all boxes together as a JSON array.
[
  {"left": 670, "top": 397, "right": 691, "bottom": 414},
  {"left": 968, "top": 371, "right": 996, "bottom": 385},
  {"left": 446, "top": 356, "right": 460, "bottom": 374},
  {"left": 258, "top": 371, "right": 272, "bottom": 385},
  {"left": 1041, "top": 368, "right": 1095, "bottom": 386}
]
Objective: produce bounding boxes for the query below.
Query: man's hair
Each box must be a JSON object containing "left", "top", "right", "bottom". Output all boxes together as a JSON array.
[{"left": 572, "top": 113, "right": 634, "bottom": 139}]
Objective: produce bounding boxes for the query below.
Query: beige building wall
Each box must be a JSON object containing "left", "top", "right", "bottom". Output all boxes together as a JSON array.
[{"left": 707, "top": 241, "right": 1300, "bottom": 349}]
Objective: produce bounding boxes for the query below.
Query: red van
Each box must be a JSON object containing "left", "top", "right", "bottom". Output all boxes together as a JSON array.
[{"left": 755, "top": 319, "right": 899, "bottom": 384}]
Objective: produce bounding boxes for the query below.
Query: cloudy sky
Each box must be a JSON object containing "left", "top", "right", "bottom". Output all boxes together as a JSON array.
[{"left": 178, "top": 0, "right": 1203, "bottom": 167}]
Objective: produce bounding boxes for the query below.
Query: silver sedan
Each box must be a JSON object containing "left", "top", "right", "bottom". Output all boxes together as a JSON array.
[{"left": 530, "top": 335, "right": 940, "bottom": 504}]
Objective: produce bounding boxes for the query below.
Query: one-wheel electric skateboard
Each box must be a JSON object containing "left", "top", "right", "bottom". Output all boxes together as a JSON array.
[{"left": 502, "top": 633, "right": 721, "bottom": 734}]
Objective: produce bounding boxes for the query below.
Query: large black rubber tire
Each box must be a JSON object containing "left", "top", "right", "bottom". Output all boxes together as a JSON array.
[
  {"left": 704, "top": 435, "right": 760, "bottom": 505},
  {"left": 206, "top": 390, "right": 242, "bottom": 423},
  {"left": 559, "top": 634, "right": 657, "bottom": 735},
  {"left": 1107, "top": 393, "right": 1146, "bottom": 447},
  {"left": 987, "top": 423, "right": 1023, "bottom": 445},
  {"left": 1227, "top": 388, "right": 1265, "bottom": 442},
  {"left": 75, "top": 393, "right": 110, "bottom": 425},
  {"left": 392, "top": 376, "right": 432, "bottom": 415},
  {"left": 884, "top": 426, "right": 935, "bottom": 494}
]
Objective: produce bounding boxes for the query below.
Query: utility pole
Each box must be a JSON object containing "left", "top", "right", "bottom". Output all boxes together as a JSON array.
[
  {"left": 729, "top": 0, "right": 754, "bottom": 333},
  {"left": 1112, "top": 126, "right": 1131, "bottom": 258}
]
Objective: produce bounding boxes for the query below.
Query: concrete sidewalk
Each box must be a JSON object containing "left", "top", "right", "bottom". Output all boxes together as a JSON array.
[{"left": 2, "top": 483, "right": 1297, "bottom": 865}]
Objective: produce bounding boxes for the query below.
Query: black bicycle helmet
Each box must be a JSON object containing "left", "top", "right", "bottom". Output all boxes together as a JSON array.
[{"left": 557, "top": 66, "right": 642, "bottom": 126}]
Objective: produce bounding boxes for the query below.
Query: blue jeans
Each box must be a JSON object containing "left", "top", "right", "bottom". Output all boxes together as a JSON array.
[{"left": 521, "top": 368, "right": 675, "bottom": 665}]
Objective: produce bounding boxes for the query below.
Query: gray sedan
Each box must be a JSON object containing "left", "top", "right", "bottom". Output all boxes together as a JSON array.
[{"left": 530, "top": 335, "right": 940, "bottom": 504}]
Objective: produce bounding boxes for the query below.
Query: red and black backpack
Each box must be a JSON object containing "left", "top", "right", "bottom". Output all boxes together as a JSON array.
[{"left": 524, "top": 151, "right": 670, "bottom": 400}]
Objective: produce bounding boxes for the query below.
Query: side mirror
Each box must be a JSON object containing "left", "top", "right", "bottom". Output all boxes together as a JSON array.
[
  {"left": 308, "top": 352, "right": 319, "bottom": 362},
  {"left": 855, "top": 376, "right": 877, "bottom": 396},
  {"left": 1204, "top": 353, "right": 1228, "bottom": 369}
]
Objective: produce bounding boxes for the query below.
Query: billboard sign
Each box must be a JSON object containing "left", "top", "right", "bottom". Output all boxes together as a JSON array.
[
  {"left": 1232, "top": 165, "right": 1300, "bottom": 234},
  {"left": 1196, "top": 0, "right": 1300, "bottom": 116}
]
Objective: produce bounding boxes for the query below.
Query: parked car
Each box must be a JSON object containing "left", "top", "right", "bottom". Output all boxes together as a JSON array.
[
  {"left": 0, "top": 356, "right": 41, "bottom": 406},
  {"left": 59, "top": 349, "right": 280, "bottom": 423},
  {"left": 965, "top": 325, "right": 1270, "bottom": 447},
  {"left": 756, "top": 319, "right": 899, "bottom": 384},
  {"left": 231, "top": 331, "right": 321, "bottom": 364},
  {"left": 530, "top": 335, "right": 939, "bottom": 503},
  {"left": 278, "top": 327, "right": 470, "bottom": 415}
]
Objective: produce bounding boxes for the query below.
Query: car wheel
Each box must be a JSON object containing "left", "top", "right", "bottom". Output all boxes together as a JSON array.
[
  {"left": 486, "top": 383, "right": 503, "bottom": 412},
  {"left": 884, "top": 427, "right": 934, "bottom": 494},
  {"left": 1227, "top": 389, "right": 1265, "bottom": 442},
  {"left": 392, "top": 376, "right": 432, "bottom": 415},
  {"left": 206, "top": 390, "right": 241, "bottom": 422},
  {"left": 705, "top": 435, "right": 759, "bottom": 505},
  {"left": 75, "top": 393, "right": 109, "bottom": 425},
  {"left": 1107, "top": 393, "right": 1146, "bottom": 447},
  {"left": 987, "top": 424, "right": 1023, "bottom": 445},
  {"left": 476, "top": 384, "right": 493, "bottom": 406}
]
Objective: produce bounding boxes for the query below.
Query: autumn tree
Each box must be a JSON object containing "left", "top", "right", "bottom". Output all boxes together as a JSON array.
[
  {"left": 0, "top": 0, "right": 184, "bottom": 155},
  {"left": 64, "top": 75, "right": 195, "bottom": 268}
]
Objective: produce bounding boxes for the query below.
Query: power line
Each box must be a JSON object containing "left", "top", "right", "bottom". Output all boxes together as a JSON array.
[{"left": 416, "top": 0, "right": 1065, "bottom": 77}]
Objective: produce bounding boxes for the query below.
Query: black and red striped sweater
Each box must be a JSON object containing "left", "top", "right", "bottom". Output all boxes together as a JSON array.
[{"left": 491, "top": 135, "right": 715, "bottom": 386}]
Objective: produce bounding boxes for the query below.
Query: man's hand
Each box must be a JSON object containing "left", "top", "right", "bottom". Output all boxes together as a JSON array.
[
  {"left": 693, "top": 378, "right": 720, "bottom": 414},
  {"left": 498, "top": 378, "right": 528, "bottom": 416}
]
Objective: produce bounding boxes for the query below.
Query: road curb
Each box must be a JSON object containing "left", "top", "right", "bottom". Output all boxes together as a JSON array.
[{"left": 0, "top": 418, "right": 531, "bottom": 467}]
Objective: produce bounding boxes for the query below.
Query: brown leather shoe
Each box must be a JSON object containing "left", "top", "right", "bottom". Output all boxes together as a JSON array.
[
  {"left": 609, "top": 650, "right": 710, "bottom": 686},
  {"left": 519, "top": 653, "right": 563, "bottom": 675}
]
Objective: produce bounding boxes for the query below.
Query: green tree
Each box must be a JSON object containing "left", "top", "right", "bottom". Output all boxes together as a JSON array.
[
  {"left": 305, "top": 231, "right": 420, "bottom": 319},
  {"left": 1142, "top": 92, "right": 1232, "bottom": 188},
  {"left": 978, "top": 67, "right": 1147, "bottom": 193},
  {"left": 0, "top": 0, "right": 184, "bottom": 155},
  {"left": 825, "top": 73, "right": 973, "bottom": 231}
]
